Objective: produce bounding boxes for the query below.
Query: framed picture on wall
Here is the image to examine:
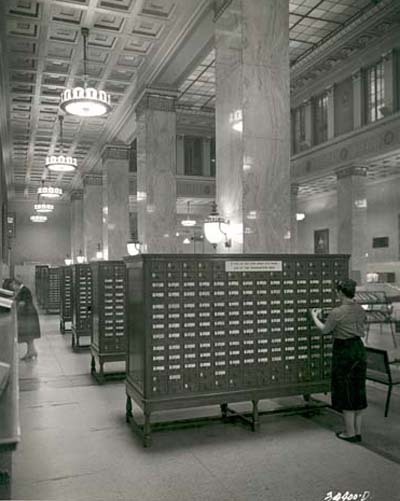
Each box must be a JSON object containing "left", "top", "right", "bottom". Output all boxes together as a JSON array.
[{"left": 314, "top": 228, "right": 329, "bottom": 254}]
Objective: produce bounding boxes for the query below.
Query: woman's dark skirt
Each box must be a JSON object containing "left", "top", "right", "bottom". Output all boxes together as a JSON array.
[{"left": 331, "top": 337, "right": 367, "bottom": 412}]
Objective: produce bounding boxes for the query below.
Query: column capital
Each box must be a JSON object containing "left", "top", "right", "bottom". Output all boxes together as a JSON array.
[
  {"left": 70, "top": 190, "right": 84, "bottom": 201},
  {"left": 135, "top": 88, "right": 178, "bottom": 115},
  {"left": 336, "top": 165, "right": 368, "bottom": 179},
  {"left": 325, "top": 85, "right": 334, "bottom": 96},
  {"left": 352, "top": 69, "right": 362, "bottom": 82},
  {"left": 83, "top": 174, "right": 103, "bottom": 186},
  {"left": 102, "top": 144, "right": 130, "bottom": 161}
]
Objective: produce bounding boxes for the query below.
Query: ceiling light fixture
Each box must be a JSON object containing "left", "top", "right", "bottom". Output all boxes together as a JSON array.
[
  {"left": 37, "top": 179, "right": 62, "bottom": 199},
  {"left": 181, "top": 201, "right": 196, "bottom": 227},
  {"left": 34, "top": 202, "right": 54, "bottom": 213},
  {"left": 60, "top": 28, "right": 111, "bottom": 118},
  {"left": 30, "top": 214, "right": 47, "bottom": 223},
  {"left": 46, "top": 116, "right": 78, "bottom": 172}
]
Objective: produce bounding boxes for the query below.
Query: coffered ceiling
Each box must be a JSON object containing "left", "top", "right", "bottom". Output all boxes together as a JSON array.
[{"left": 1, "top": 0, "right": 399, "bottom": 202}]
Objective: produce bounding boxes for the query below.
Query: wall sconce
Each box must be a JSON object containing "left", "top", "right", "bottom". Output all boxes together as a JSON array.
[
  {"left": 64, "top": 254, "right": 73, "bottom": 266},
  {"left": 76, "top": 249, "right": 85, "bottom": 264},
  {"left": 296, "top": 213, "right": 306, "bottom": 221},
  {"left": 95, "top": 243, "right": 103, "bottom": 260},
  {"left": 127, "top": 240, "right": 141, "bottom": 256},
  {"left": 204, "top": 202, "right": 231, "bottom": 248}
]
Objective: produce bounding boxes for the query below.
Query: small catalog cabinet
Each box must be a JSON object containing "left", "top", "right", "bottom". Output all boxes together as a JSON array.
[
  {"left": 59, "top": 266, "right": 73, "bottom": 334},
  {"left": 46, "top": 267, "right": 61, "bottom": 314},
  {"left": 35, "top": 265, "right": 49, "bottom": 308},
  {"left": 90, "top": 261, "right": 127, "bottom": 383},
  {"left": 71, "top": 264, "right": 93, "bottom": 350},
  {"left": 124, "top": 254, "right": 349, "bottom": 446}
]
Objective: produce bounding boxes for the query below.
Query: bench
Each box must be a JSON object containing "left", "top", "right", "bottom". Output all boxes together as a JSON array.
[{"left": 366, "top": 347, "right": 400, "bottom": 417}]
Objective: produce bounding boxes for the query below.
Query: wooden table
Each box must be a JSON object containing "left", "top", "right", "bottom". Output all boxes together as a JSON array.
[{"left": 0, "top": 307, "right": 20, "bottom": 499}]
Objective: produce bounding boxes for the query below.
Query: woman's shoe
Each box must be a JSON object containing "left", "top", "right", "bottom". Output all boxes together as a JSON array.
[{"left": 335, "top": 432, "right": 359, "bottom": 443}]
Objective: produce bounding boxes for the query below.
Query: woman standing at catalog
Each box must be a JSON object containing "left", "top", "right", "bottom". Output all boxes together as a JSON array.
[{"left": 311, "top": 278, "right": 367, "bottom": 442}]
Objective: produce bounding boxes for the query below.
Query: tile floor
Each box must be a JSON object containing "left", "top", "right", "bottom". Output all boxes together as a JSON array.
[{"left": 11, "top": 314, "right": 400, "bottom": 501}]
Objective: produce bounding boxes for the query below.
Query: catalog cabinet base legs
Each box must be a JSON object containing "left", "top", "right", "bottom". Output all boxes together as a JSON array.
[
  {"left": 71, "top": 328, "right": 91, "bottom": 352},
  {"left": 90, "top": 348, "right": 126, "bottom": 384},
  {"left": 125, "top": 390, "right": 327, "bottom": 448}
]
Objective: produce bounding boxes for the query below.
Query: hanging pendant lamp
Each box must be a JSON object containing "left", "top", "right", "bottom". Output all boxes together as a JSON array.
[
  {"left": 60, "top": 28, "right": 111, "bottom": 118},
  {"left": 30, "top": 214, "right": 48, "bottom": 223},
  {"left": 37, "top": 178, "right": 63, "bottom": 199},
  {"left": 46, "top": 116, "right": 78, "bottom": 172},
  {"left": 34, "top": 202, "right": 54, "bottom": 213}
]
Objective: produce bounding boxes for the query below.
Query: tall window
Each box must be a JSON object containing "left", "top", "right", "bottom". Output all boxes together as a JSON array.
[
  {"left": 313, "top": 92, "right": 328, "bottom": 145},
  {"left": 293, "top": 105, "right": 306, "bottom": 153},
  {"left": 365, "top": 60, "right": 385, "bottom": 124},
  {"left": 184, "top": 136, "right": 203, "bottom": 176}
]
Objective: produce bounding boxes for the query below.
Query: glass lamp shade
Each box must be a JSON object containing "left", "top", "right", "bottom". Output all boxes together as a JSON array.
[
  {"left": 46, "top": 155, "right": 77, "bottom": 172},
  {"left": 34, "top": 203, "right": 54, "bottom": 213},
  {"left": 60, "top": 87, "right": 112, "bottom": 117},
  {"left": 64, "top": 257, "right": 73, "bottom": 266},
  {"left": 204, "top": 202, "right": 228, "bottom": 246},
  {"left": 76, "top": 254, "right": 85, "bottom": 264},
  {"left": 183, "top": 237, "right": 191, "bottom": 245},
  {"left": 37, "top": 185, "right": 62, "bottom": 198},
  {"left": 96, "top": 250, "right": 103, "bottom": 260},
  {"left": 204, "top": 220, "right": 225, "bottom": 245},
  {"left": 296, "top": 213, "right": 305, "bottom": 221},
  {"left": 127, "top": 242, "right": 140, "bottom": 256},
  {"left": 30, "top": 214, "right": 47, "bottom": 223}
]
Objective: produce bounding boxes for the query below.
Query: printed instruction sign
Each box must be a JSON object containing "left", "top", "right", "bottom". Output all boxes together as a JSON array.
[{"left": 225, "top": 261, "right": 283, "bottom": 272}]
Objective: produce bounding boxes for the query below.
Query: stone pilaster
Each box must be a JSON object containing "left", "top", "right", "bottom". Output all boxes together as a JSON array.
[
  {"left": 176, "top": 135, "right": 185, "bottom": 175},
  {"left": 383, "top": 50, "right": 395, "bottom": 116},
  {"left": 352, "top": 70, "right": 363, "bottom": 129},
  {"left": 70, "top": 190, "right": 84, "bottom": 262},
  {"left": 304, "top": 99, "right": 313, "bottom": 147},
  {"left": 102, "top": 145, "right": 130, "bottom": 260},
  {"left": 215, "top": 0, "right": 291, "bottom": 253},
  {"left": 336, "top": 165, "right": 368, "bottom": 284},
  {"left": 136, "top": 89, "right": 178, "bottom": 253},
  {"left": 83, "top": 174, "right": 103, "bottom": 262},
  {"left": 326, "top": 85, "right": 335, "bottom": 140}
]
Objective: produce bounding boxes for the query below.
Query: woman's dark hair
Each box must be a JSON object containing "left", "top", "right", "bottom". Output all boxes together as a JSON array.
[
  {"left": 18, "top": 287, "right": 33, "bottom": 303},
  {"left": 2, "top": 278, "right": 13, "bottom": 290},
  {"left": 336, "top": 279, "right": 357, "bottom": 299}
]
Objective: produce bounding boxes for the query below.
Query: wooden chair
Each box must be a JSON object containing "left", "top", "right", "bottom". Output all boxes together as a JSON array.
[{"left": 366, "top": 347, "right": 400, "bottom": 417}]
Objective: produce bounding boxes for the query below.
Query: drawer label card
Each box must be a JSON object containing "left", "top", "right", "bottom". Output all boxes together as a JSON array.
[{"left": 225, "top": 260, "right": 283, "bottom": 272}]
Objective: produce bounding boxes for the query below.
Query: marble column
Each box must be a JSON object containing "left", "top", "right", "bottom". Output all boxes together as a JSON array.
[
  {"left": 136, "top": 90, "right": 178, "bottom": 253},
  {"left": 215, "top": 0, "right": 291, "bottom": 253},
  {"left": 383, "top": 50, "right": 395, "bottom": 115},
  {"left": 352, "top": 70, "right": 363, "bottom": 129},
  {"left": 70, "top": 190, "right": 84, "bottom": 262},
  {"left": 326, "top": 85, "right": 335, "bottom": 140},
  {"left": 336, "top": 165, "right": 368, "bottom": 284},
  {"left": 290, "top": 183, "right": 299, "bottom": 254},
  {"left": 176, "top": 135, "right": 185, "bottom": 175},
  {"left": 102, "top": 145, "right": 130, "bottom": 260},
  {"left": 83, "top": 174, "right": 103, "bottom": 262}
]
